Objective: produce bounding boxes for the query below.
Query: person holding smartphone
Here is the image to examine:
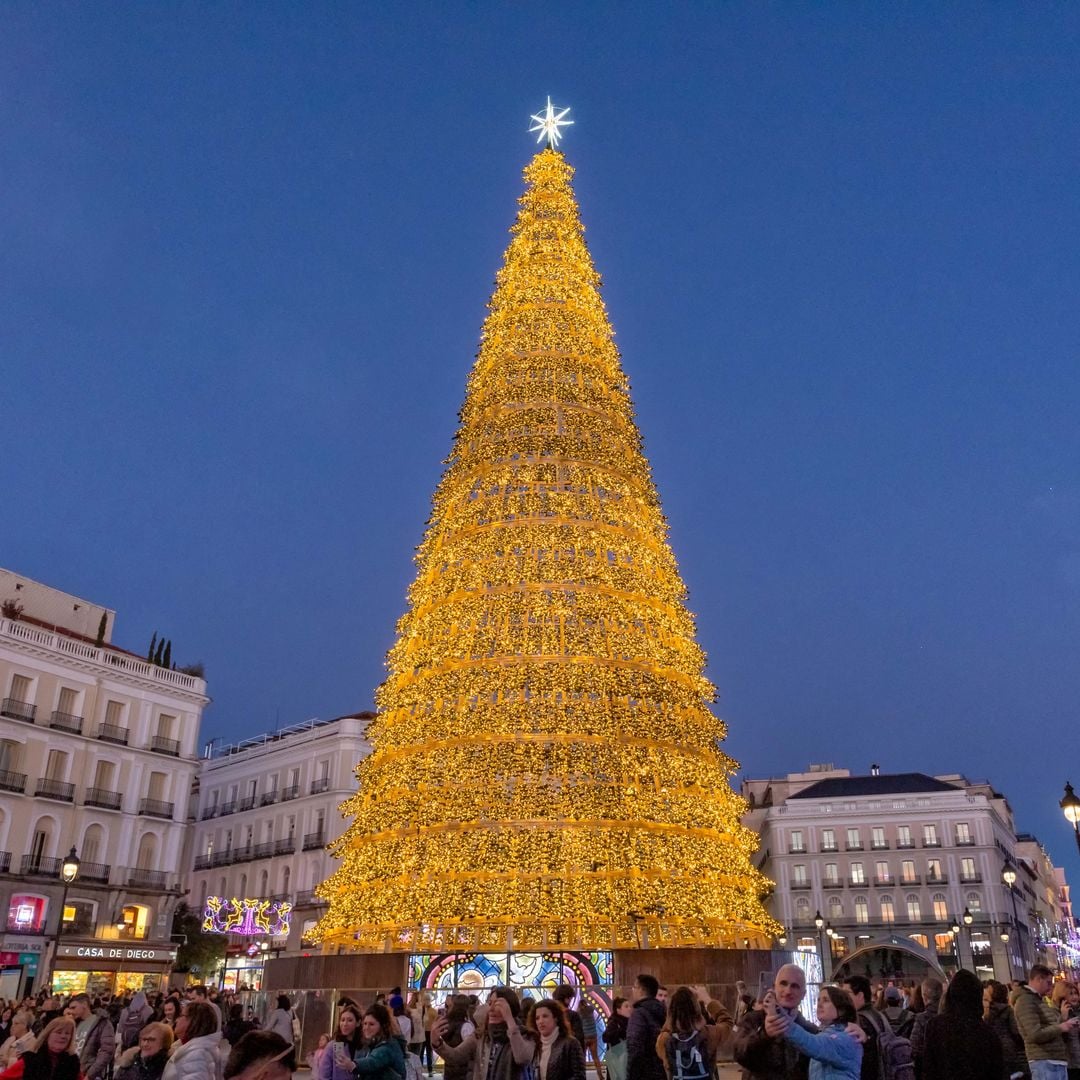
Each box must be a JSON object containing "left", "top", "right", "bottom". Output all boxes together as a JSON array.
[
  {"left": 432, "top": 988, "right": 536, "bottom": 1080},
  {"left": 319, "top": 1005, "right": 363, "bottom": 1080}
]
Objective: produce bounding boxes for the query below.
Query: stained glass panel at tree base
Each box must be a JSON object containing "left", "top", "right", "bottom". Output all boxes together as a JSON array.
[{"left": 408, "top": 949, "right": 613, "bottom": 1017}]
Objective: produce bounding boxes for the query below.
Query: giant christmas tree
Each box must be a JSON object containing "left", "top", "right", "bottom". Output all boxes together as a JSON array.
[{"left": 316, "top": 131, "right": 777, "bottom": 953}]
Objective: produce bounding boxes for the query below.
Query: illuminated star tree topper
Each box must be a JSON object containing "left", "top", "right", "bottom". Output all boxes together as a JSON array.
[{"left": 529, "top": 96, "right": 574, "bottom": 147}]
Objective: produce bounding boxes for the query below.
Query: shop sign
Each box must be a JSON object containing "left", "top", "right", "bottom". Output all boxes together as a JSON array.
[
  {"left": 56, "top": 944, "right": 178, "bottom": 963},
  {"left": 1, "top": 938, "right": 43, "bottom": 953}
]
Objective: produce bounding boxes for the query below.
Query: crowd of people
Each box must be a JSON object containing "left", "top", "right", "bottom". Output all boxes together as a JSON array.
[
  {"left": 732, "top": 961, "right": 1080, "bottom": 1080},
  {"left": 0, "top": 984, "right": 295, "bottom": 1079}
]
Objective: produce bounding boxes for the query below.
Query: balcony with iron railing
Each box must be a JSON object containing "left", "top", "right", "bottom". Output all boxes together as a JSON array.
[
  {"left": 79, "top": 861, "right": 111, "bottom": 885},
  {"left": 848, "top": 876, "right": 868, "bottom": 888},
  {"left": 790, "top": 881, "right": 812, "bottom": 891},
  {"left": 896, "top": 840, "right": 916, "bottom": 849},
  {"left": 274, "top": 838, "right": 296, "bottom": 856},
  {"left": 923, "top": 839, "right": 942, "bottom": 848},
  {"left": 0, "top": 852, "right": 12, "bottom": 874},
  {"left": 310, "top": 777, "right": 330, "bottom": 795},
  {"left": 822, "top": 877, "right": 845, "bottom": 889},
  {"left": 303, "top": 831, "right": 325, "bottom": 851},
  {"left": 926, "top": 874, "right": 949, "bottom": 885},
  {"left": 200, "top": 805, "right": 220, "bottom": 821},
  {"left": 872, "top": 876, "right": 893, "bottom": 887},
  {"left": 281, "top": 785, "right": 299, "bottom": 801},
  {"left": 138, "top": 798, "right": 174, "bottom": 819},
  {"left": 35, "top": 778, "right": 75, "bottom": 802},
  {"left": 960, "top": 873, "right": 983, "bottom": 884},
  {"left": 259, "top": 792, "right": 278, "bottom": 807},
  {"left": 193, "top": 853, "right": 212, "bottom": 871},
  {"left": 97, "top": 722, "right": 129, "bottom": 745},
  {"left": 1, "top": 699, "right": 36, "bottom": 724},
  {"left": 84, "top": 788, "right": 123, "bottom": 811},
  {"left": 126, "top": 867, "right": 167, "bottom": 889},
  {"left": 150, "top": 735, "right": 181, "bottom": 757},
  {"left": 49, "top": 710, "right": 84, "bottom": 735},
  {"left": 238, "top": 796, "right": 257, "bottom": 812},
  {"left": 294, "top": 889, "right": 328, "bottom": 907},
  {"left": 0, "top": 770, "right": 26, "bottom": 794},
  {"left": 956, "top": 838, "right": 977, "bottom": 847},
  {"left": 21, "top": 855, "right": 63, "bottom": 877},
  {"left": 219, "top": 800, "right": 237, "bottom": 817}
]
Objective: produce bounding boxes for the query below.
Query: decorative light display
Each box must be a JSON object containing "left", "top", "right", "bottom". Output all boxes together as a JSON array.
[
  {"left": 203, "top": 896, "right": 292, "bottom": 938},
  {"left": 315, "top": 146, "right": 779, "bottom": 951}
]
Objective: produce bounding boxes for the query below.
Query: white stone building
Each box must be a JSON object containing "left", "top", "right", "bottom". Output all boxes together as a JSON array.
[
  {"left": 187, "top": 713, "right": 373, "bottom": 989},
  {"left": 0, "top": 568, "right": 209, "bottom": 998},
  {"left": 742, "top": 764, "right": 1034, "bottom": 983}
]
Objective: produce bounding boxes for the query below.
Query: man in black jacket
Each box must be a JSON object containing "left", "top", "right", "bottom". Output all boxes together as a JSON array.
[
  {"left": 733, "top": 965, "right": 815, "bottom": 1080},
  {"left": 553, "top": 984, "right": 586, "bottom": 1046},
  {"left": 626, "top": 974, "right": 666, "bottom": 1080}
]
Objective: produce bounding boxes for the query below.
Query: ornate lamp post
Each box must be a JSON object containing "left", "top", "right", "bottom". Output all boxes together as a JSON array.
[
  {"left": 950, "top": 915, "right": 963, "bottom": 970},
  {"left": 962, "top": 906, "right": 975, "bottom": 970},
  {"left": 1061, "top": 783, "right": 1080, "bottom": 855},
  {"left": 43, "top": 847, "right": 80, "bottom": 991},
  {"left": 1002, "top": 860, "right": 1022, "bottom": 975},
  {"left": 815, "top": 910, "right": 827, "bottom": 980}
]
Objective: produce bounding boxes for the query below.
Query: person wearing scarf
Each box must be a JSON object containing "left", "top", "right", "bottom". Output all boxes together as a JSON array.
[{"left": 432, "top": 989, "right": 537, "bottom": 1080}]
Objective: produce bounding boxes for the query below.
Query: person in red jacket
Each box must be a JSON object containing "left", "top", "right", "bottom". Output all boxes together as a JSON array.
[{"left": 0, "top": 1016, "right": 82, "bottom": 1080}]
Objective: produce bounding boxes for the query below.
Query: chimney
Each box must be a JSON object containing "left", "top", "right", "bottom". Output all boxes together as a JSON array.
[{"left": 870, "top": 763, "right": 880, "bottom": 776}]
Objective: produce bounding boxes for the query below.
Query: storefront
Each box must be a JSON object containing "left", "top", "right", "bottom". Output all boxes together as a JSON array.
[
  {"left": 51, "top": 942, "right": 178, "bottom": 997},
  {"left": 0, "top": 937, "right": 44, "bottom": 999},
  {"left": 221, "top": 943, "right": 271, "bottom": 992}
]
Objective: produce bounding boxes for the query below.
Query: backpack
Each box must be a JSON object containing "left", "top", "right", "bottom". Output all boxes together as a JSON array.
[
  {"left": 665, "top": 1029, "right": 711, "bottom": 1080},
  {"left": 405, "top": 1051, "right": 424, "bottom": 1080},
  {"left": 863, "top": 1008, "right": 915, "bottom": 1080}
]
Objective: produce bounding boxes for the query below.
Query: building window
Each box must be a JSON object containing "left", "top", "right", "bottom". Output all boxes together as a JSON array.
[
  {"left": 897, "top": 825, "right": 913, "bottom": 848},
  {"left": 854, "top": 896, "right": 869, "bottom": 924},
  {"left": 881, "top": 896, "right": 895, "bottom": 924},
  {"left": 824, "top": 863, "right": 839, "bottom": 885},
  {"left": 829, "top": 896, "right": 843, "bottom": 919},
  {"left": 850, "top": 862, "right": 865, "bottom": 885},
  {"left": 56, "top": 686, "right": 79, "bottom": 716},
  {"left": 923, "top": 824, "right": 939, "bottom": 846},
  {"left": 932, "top": 893, "right": 948, "bottom": 920},
  {"left": 796, "top": 897, "right": 811, "bottom": 921},
  {"left": 875, "top": 861, "right": 890, "bottom": 884},
  {"left": 117, "top": 905, "right": 150, "bottom": 940},
  {"left": 871, "top": 827, "right": 886, "bottom": 849},
  {"left": 956, "top": 822, "right": 971, "bottom": 844},
  {"left": 909, "top": 933, "right": 929, "bottom": 948},
  {"left": 62, "top": 899, "right": 95, "bottom": 933},
  {"left": 934, "top": 932, "right": 953, "bottom": 953},
  {"left": 790, "top": 830, "right": 805, "bottom": 853},
  {"left": 960, "top": 857, "right": 977, "bottom": 882},
  {"left": 966, "top": 891, "right": 982, "bottom": 913},
  {"left": 792, "top": 865, "right": 807, "bottom": 886},
  {"left": 846, "top": 828, "right": 862, "bottom": 850},
  {"left": 8, "top": 675, "right": 32, "bottom": 703},
  {"left": 927, "top": 858, "right": 943, "bottom": 882},
  {"left": 907, "top": 895, "right": 921, "bottom": 921},
  {"left": 6, "top": 895, "right": 46, "bottom": 933},
  {"left": 104, "top": 700, "right": 124, "bottom": 726},
  {"left": 901, "top": 860, "right": 917, "bottom": 883},
  {"left": 821, "top": 829, "right": 837, "bottom": 852}
]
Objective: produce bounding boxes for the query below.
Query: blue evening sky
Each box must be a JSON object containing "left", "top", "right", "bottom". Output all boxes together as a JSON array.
[{"left": 4, "top": 6, "right": 1080, "bottom": 874}]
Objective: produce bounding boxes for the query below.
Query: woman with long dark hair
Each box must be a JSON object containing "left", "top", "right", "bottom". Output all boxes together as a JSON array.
[
  {"left": 779, "top": 985, "right": 862, "bottom": 1080},
  {"left": 526, "top": 999, "right": 584, "bottom": 1080},
  {"left": 922, "top": 969, "right": 1003, "bottom": 1080},
  {"left": 0, "top": 1017, "right": 81, "bottom": 1080},
  {"left": 657, "top": 987, "right": 728, "bottom": 1080},
  {"left": 983, "top": 980, "right": 1028, "bottom": 1080},
  {"left": 344, "top": 1005, "right": 405, "bottom": 1080},
  {"left": 319, "top": 1004, "right": 364, "bottom": 1080}
]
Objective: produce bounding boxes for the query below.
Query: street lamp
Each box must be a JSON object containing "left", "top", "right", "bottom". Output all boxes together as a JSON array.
[
  {"left": 1062, "top": 783, "right": 1080, "bottom": 856},
  {"left": 777, "top": 930, "right": 788, "bottom": 947},
  {"left": 814, "top": 910, "right": 827, "bottom": 980},
  {"left": 43, "top": 847, "right": 80, "bottom": 991},
  {"left": 1002, "top": 860, "right": 1023, "bottom": 971},
  {"left": 949, "top": 916, "right": 962, "bottom": 971}
]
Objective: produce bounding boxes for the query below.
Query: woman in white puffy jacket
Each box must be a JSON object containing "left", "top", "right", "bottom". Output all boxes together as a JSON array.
[{"left": 162, "top": 1003, "right": 225, "bottom": 1080}]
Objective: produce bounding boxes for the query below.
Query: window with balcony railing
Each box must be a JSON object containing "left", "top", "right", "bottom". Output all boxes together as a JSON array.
[
  {"left": 49, "top": 711, "right": 83, "bottom": 735},
  {"left": 1, "top": 699, "right": 36, "bottom": 724},
  {"left": 150, "top": 735, "right": 181, "bottom": 757},
  {"left": 97, "top": 721, "right": 129, "bottom": 745},
  {"left": 310, "top": 777, "right": 330, "bottom": 795},
  {"left": 138, "top": 798, "right": 174, "bottom": 819},
  {"left": 84, "top": 788, "right": 122, "bottom": 811},
  {"left": 34, "top": 778, "right": 74, "bottom": 802},
  {"left": 0, "top": 770, "right": 26, "bottom": 794}
]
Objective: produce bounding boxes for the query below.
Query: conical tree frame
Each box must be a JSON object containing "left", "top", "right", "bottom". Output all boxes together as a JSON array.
[{"left": 316, "top": 148, "right": 778, "bottom": 953}]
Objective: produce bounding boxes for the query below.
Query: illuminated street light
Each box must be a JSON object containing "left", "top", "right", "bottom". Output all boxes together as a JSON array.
[{"left": 1061, "top": 783, "right": 1080, "bottom": 856}]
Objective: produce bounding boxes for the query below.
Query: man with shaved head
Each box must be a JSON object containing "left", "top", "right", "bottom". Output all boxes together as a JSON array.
[{"left": 733, "top": 965, "right": 815, "bottom": 1079}]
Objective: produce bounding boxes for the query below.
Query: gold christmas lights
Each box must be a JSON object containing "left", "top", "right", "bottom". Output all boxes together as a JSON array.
[{"left": 315, "top": 148, "right": 778, "bottom": 951}]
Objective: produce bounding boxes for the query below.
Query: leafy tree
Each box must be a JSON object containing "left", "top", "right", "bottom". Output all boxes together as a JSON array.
[
  {"left": 172, "top": 901, "right": 225, "bottom": 977},
  {"left": 147, "top": 632, "right": 157, "bottom": 661}
]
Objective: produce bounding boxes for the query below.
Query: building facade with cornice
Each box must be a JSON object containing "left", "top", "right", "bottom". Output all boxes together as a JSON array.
[
  {"left": 742, "top": 764, "right": 1036, "bottom": 983},
  {"left": 0, "top": 568, "right": 209, "bottom": 998}
]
